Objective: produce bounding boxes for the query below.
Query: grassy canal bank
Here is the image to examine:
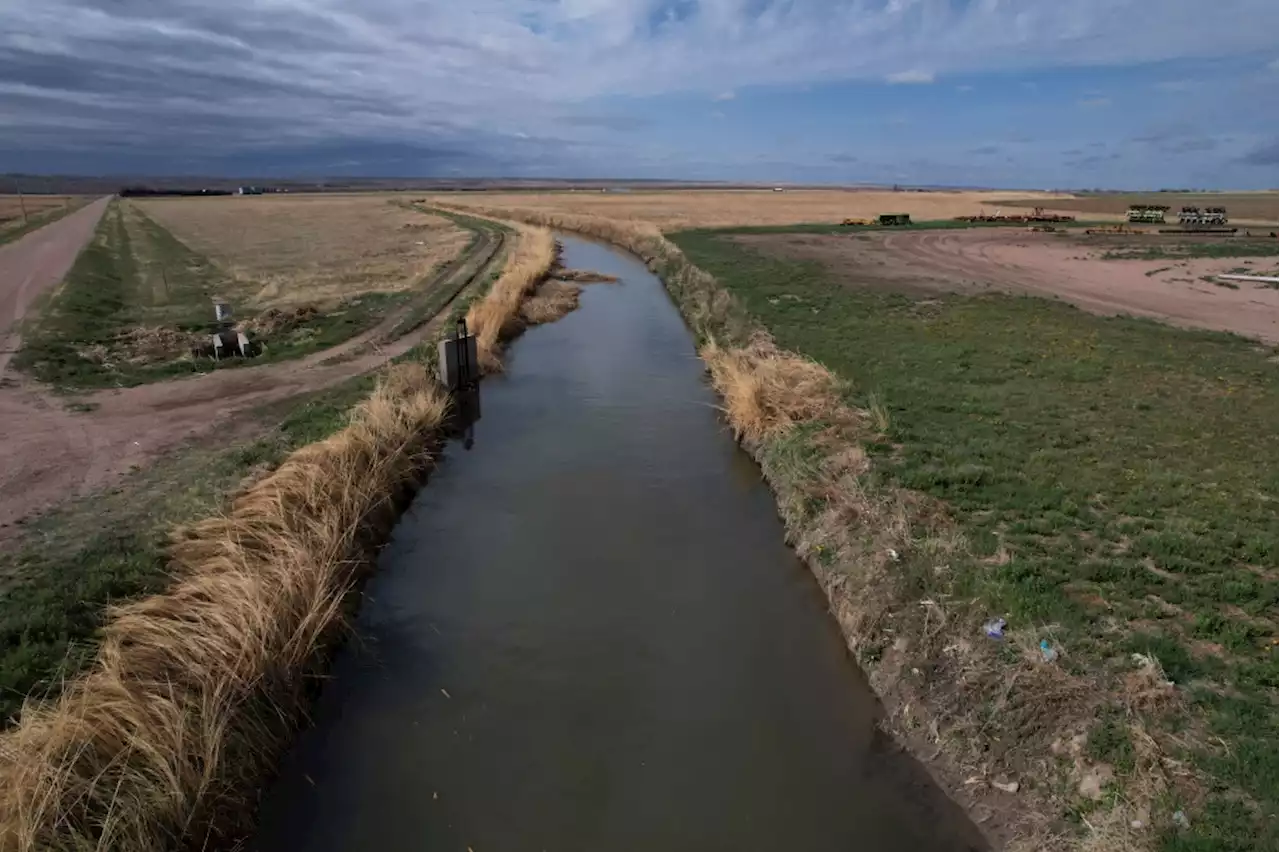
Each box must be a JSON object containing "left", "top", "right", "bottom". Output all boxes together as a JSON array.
[{"left": 668, "top": 227, "right": 1277, "bottom": 852}]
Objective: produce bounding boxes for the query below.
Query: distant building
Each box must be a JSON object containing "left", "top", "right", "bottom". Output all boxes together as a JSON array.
[{"left": 236, "top": 186, "right": 264, "bottom": 196}]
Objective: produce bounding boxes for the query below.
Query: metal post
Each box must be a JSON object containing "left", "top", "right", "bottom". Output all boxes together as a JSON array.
[
  {"left": 16, "top": 188, "right": 27, "bottom": 226},
  {"left": 454, "top": 317, "right": 476, "bottom": 449}
]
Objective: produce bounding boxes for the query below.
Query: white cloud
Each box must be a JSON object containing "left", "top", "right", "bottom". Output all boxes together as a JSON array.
[
  {"left": 956, "top": 84, "right": 974, "bottom": 92},
  {"left": 886, "top": 69, "right": 935, "bottom": 84},
  {"left": 0, "top": 0, "right": 1276, "bottom": 179}
]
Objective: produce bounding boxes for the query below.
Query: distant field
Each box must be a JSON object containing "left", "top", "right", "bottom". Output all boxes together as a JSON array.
[
  {"left": 999, "top": 192, "right": 1279, "bottom": 225},
  {"left": 0, "top": 195, "right": 90, "bottom": 244},
  {"left": 139, "top": 195, "right": 471, "bottom": 308},
  {"left": 16, "top": 197, "right": 471, "bottom": 388},
  {"left": 432, "top": 189, "right": 1072, "bottom": 230}
]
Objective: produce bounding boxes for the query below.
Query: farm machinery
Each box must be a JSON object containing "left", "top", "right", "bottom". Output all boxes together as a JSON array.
[
  {"left": 1178, "top": 206, "right": 1229, "bottom": 226},
  {"left": 839, "top": 213, "right": 913, "bottom": 226},
  {"left": 1148, "top": 206, "right": 1237, "bottom": 234},
  {"left": 1126, "top": 204, "right": 1169, "bottom": 224},
  {"left": 954, "top": 207, "right": 1076, "bottom": 224}
]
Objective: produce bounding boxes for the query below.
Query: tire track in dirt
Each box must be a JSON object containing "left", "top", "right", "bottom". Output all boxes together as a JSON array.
[{"left": 0, "top": 208, "right": 505, "bottom": 539}]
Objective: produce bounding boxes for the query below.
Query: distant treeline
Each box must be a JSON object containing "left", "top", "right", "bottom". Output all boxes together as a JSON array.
[{"left": 119, "top": 187, "right": 235, "bottom": 198}]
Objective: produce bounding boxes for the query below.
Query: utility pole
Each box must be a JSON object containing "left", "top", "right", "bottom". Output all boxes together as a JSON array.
[{"left": 16, "top": 185, "right": 27, "bottom": 225}]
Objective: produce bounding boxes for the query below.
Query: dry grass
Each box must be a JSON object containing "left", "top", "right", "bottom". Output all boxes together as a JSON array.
[
  {"left": 464, "top": 223, "right": 557, "bottom": 373},
  {"left": 700, "top": 333, "right": 843, "bottom": 444},
  {"left": 0, "top": 196, "right": 82, "bottom": 229},
  {"left": 445, "top": 201, "right": 1197, "bottom": 852},
  {"left": 0, "top": 362, "right": 450, "bottom": 851},
  {"left": 431, "top": 189, "right": 1071, "bottom": 230},
  {"left": 520, "top": 280, "right": 581, "bottom": 326},
  {"left": 138, "top": 196, "right": 472, "bottom": 308},
  {"left": 0, "top": 196, "right": 87, "bottom": 240}
]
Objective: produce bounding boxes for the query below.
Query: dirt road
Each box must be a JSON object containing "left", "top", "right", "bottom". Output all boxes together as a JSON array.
[
  {"left": 738, "top": 229, "right": 1279, "bottom": 343},
  {"left": 0, "top": 208, "right": 504, "bottom": 539},
  {"left": 0, "top": 197, "right": 109, "bottom": 375}
]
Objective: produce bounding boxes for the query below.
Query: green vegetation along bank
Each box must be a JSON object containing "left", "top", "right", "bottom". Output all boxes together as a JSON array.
[{"left": 669, "top": 227, "right": 1278, "bottom": 852}]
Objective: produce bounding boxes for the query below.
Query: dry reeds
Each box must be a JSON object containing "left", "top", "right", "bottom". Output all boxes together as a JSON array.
[
  {"left": 0, "top": 363, "right": 449, "bottom": 852},
  {"left": 520, "top": 280, "right": 581, "bottom": 326},
  {"left": 700, "top": 333, "right": 843, "bottom": 445},
  {"left": 464, "top": 224, "right": 557, "bottom": 373}
]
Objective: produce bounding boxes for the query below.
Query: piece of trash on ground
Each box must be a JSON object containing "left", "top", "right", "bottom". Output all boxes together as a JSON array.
[
  {"left": 983, "top": 617, "right": 1007, "bottom": 639},
  {"left": 1039, "top": 639, "right": 1059, "bottom": 662}
]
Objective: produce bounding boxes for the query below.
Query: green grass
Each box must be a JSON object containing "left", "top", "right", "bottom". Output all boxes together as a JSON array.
[
  {"left": 13, "top": 200, "right": 231, "bottom": 388},
  {"left": 0, "top": 373, "right": 379, "bottom": 725},
  {"left": 669, "top": 228, "right": 1279, "bottom": 851}
]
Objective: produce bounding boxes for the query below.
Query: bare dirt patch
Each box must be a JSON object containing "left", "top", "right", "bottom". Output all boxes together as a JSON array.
[
  {"left": 735, "top": 229, "right": 1280, "bottom": 342},
  {"left": 138, "top": 195, "right": 471, "bottom": 308},
  {"left": 433, "top": 189, "right": 1074, "bottom": 231}
]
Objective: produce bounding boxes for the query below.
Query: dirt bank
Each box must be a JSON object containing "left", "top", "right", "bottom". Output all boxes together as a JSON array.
[{"left": 734, "top": 228, "right": 1279, "bottom": 343}]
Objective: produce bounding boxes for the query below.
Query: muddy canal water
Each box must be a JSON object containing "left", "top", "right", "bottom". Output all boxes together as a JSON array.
[{"left": 253, "top": 237, "right": 985, "bottom": 851}]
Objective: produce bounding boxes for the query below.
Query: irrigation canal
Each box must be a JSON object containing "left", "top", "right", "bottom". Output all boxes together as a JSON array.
[{"left": 252, "top": 236, "right": 986, "bottom": 851}]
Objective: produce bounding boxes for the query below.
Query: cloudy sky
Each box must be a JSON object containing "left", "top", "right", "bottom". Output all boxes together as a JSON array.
[{"left": 2, "top": 0, "right": 1277, "bottom": 188}]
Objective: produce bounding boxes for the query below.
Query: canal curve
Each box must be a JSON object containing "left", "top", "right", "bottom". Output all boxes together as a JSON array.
[{"left": 251, "top": 235, "right": 986, "bottom": 852}]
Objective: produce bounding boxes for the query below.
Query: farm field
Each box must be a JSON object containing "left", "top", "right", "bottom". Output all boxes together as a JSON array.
[
  {"left": 15, "top": 196, "right": 472, "bottom": 388},
  {"left": 999, "top": 191, "right": 1279, "bottom": 225},
  {"left": 139, "top": 195, "right": 472, "bottom": 308},
  {"left": 0, "top": 195, "right": 91, "bottom": 245},
  {"left": 669, "top": 224, "right": 1278, "bottom": 852},
  {"left": 431, "top": 188, "right": 1076, "bottom": 230}
]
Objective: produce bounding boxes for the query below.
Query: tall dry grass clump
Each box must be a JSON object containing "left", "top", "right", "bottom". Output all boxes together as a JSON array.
[
  {"left": 465, "top": 223, "right": 556, "bottom": 372},
  {"left": 700, "top": 333, "right": 843, "bottom": 445},
  {"left": 0, "top": 363, "right": 449, "bottom": 852}
]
